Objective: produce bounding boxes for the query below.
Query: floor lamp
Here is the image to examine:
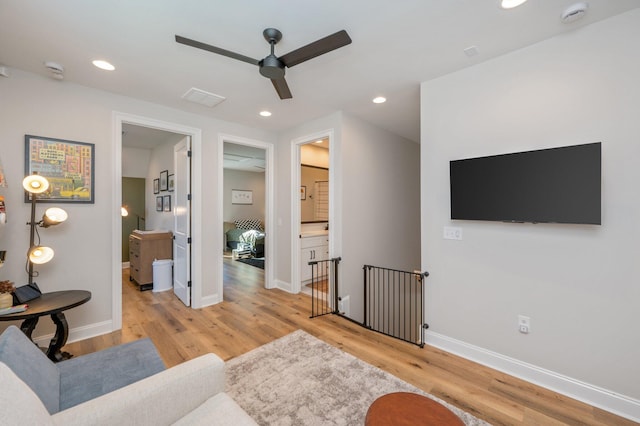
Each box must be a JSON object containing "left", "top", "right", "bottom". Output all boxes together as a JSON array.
[{"left": 23, "top": 174, "right": 68, "bottom": 287}]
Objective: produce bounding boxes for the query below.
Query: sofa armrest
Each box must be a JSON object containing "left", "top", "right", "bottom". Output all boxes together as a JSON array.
[
  {"left": 58, "top": 337, "right": 166, "bottom": 410},
  {"left": 52, "top": 353, "right": 225, "bottom": 426}
]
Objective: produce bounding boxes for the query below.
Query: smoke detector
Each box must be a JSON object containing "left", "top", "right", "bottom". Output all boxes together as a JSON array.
[
  {"left": 561, "top": 2, "right": 589, "bottom": 24},
  {"left": 44, "top": 61, "right": 64, "bottom": 80}
]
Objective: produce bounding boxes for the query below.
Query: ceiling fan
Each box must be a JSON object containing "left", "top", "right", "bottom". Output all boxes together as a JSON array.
[{"left": 175, "top": 28, "right": 352, "bottom": 99}]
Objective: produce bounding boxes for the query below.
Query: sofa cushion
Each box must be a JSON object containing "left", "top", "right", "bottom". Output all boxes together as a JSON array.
[
  {"left": 0, "top": 362, "right": 53, "bottom": 425},
  {"left": 0, "top": 325, "right": 60, "bottom": 413},
  {"left": 57, "top": 337, "right": 165, "bottom": 410},
  {"left": 172, "top": 392, "right": 258, "bottom": 426}
]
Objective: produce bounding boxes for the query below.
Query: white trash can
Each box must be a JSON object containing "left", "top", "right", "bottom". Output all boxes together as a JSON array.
[{"left": 152, "top": 259, "right": 173, "bottom": 292}]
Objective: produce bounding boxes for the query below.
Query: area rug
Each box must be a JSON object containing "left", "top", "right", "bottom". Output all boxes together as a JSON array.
[
  {"left": 226, "top": 330, "right": 490, "bottom": 426},
  {"left": 236, "top": 257, "right": 264, "bottom": 269}
]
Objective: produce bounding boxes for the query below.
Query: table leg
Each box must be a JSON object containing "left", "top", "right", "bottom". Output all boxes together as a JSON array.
[
  {"left": 20, "top": 317, "right": 39, "bottom": 339},
  {"left": 47, "top": 312, "right": 73, "bottom": 362}
]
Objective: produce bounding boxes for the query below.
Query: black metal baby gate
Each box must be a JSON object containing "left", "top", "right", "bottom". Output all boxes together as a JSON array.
[
  {"left": 309, "top": 257, "right": 341, "bottom": 318},
  {"left": 363, "top": 265, "right": 429, "bottom": 347}
]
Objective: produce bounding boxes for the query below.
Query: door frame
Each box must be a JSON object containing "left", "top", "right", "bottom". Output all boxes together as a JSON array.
[
  {"left": 217, "top": 134, "right": 275, "bottom": 295},
  {"left": 290, "top": 129, "right": 335, "bottom": 294},
  {"left": 112, "top": 112, "right": 203, "bottom": 330}
]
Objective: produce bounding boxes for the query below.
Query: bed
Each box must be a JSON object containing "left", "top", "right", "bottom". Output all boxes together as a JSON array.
[{"left": 225, "top": 219, "right": 265, "bottom": 258}]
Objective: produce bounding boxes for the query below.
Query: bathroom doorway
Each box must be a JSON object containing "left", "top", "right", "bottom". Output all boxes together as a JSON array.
[{"left": 290, "top": 130, "right": 336, "bottom": 295}]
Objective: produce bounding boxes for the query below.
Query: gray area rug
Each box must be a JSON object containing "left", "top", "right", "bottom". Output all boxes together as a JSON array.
[{"left": 226, "top": 330, "right": 490, "bottom": 425}]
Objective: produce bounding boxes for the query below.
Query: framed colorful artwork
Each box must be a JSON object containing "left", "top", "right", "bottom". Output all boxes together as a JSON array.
[{"left": 24, "top": 135, "right": 95, "bottom": 203}]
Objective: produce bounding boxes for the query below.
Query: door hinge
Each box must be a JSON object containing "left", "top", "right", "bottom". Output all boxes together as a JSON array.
[
  {"left": 187, "top": 281, "right": 192, "bottom": 288},
  {"left": 187, "top": 150, "right": 192, "bottom": 157},
  {"left": 187, "top": 237, "right": 191, "bottom": 244},
  {"left": 187, "top": 193, "right": 191, "bottom": 201}
]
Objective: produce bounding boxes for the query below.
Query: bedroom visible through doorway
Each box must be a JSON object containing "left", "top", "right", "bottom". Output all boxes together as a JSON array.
[{"left": 222, "top": 142, "right": 267, "bottom": 292}]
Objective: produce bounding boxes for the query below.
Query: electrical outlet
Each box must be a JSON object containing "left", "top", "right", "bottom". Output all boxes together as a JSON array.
[
  {"left": 443, "top": 226, "right": 463, "bottom": 240},
  {"left": 518, "top": 315, "right": 531, "bottom": 334}
]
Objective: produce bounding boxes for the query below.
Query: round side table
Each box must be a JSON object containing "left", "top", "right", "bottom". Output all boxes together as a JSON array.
[{"left": 365, "top": 392, "right": 465, "bottom": 426}]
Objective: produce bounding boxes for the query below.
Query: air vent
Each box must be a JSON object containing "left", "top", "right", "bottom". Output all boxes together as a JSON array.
[{"left": 181, "top": 87, "right": 226, "bottom": 108}]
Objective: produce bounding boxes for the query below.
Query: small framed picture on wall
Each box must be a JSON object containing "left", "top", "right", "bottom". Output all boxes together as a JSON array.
[
  {"left": 153, "top": 178, "right": 160, "bottom": 194},
  {"left": 168, "top": 174, "right": 175, "bottom": 192},
  {"left": 156, "top": 196, "right": 163, "bottom": 211},
  {"left": 159, "top": 170, "right": 169, "bottom": 191},
  {"left": 163, "top": 195, "right": 171, "bottom": 212}
]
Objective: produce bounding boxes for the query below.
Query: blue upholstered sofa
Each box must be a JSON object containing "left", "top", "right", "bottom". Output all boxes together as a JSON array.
[{"left": 0, "top": 325, "right": 256, "bottom": 425}]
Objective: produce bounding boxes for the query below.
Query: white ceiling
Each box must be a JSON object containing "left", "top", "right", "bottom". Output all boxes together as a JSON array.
[{"left": 1, "top": 1, "right": 638, "bottom": 143}]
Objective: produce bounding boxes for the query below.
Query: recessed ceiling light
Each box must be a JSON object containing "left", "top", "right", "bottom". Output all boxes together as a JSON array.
[
  {"left": 501, "top": 0, "right": 528, "bottom": 9},
  {"left": 92, "top": 60, "right": 115, "bottom": 71},
  {"left": 372, "top": 96, "right": 386, "bottom": 104},
  {"left": 314, "top": 140, "right": 323, "bottom": 144},
  {"left": 259, "top": 110, "right": 272, "bottom": 117}
]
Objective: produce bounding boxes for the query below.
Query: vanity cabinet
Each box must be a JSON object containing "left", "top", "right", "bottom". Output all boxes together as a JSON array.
[
  {"left": 129, "top": 231, "right": 173, "bottom": 291},
  {"left": 300, "top": 235, "right": 329, "bottom": 283}
]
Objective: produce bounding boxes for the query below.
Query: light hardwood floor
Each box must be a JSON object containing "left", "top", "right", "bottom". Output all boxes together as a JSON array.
[{"left": 64, "top": 259, "right": 634, "bottom": 426}]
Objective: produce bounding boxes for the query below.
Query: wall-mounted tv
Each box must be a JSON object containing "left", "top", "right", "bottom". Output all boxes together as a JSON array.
[{"left": 450, "top": 142, "right": 601, "bottom": 225}]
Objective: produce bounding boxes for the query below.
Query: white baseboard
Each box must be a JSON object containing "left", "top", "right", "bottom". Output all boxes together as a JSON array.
[
  {"left": 426, "top": 330, "right": 640, "bottom": 423},
  {"left": 32, "top": 320, "right": 114, "bottom": 347},
  {"left": 274, "top": 279, "right": 294, "bottom": 293},
  {"left": 199, "top": 294, "right": 222, "bottom": 308}
]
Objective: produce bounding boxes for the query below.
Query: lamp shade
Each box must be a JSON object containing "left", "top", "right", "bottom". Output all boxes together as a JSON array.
[
  {"left": 42, "top": 207, "right": 68, "bottom": 227},
  {"left": 23, "top": 174, "right": 50, "bottom": 194},
  {"left": 29, "top": 246, "right": 55, "bottom": 264}
]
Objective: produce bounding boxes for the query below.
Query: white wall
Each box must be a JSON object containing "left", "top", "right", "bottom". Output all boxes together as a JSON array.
[
  {"left": 341, "top": 114, "right": 421, "bottom": 321},
  {"left": 0, "top": 69, "right": 275, "bottom": 338},
  {"left": 122, "top": 147, "right": 150, "bottom": 178},
  {"left": 421, "top": 9, "right": 640, "bottom": 416},
  {"left": 146, "top": 142, "right": 175, "bottom": 231}
]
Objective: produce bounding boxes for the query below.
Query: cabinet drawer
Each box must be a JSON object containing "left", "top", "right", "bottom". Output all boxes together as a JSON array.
[{"left": 301, "top": 236, "right": 328, "bottom": 249}]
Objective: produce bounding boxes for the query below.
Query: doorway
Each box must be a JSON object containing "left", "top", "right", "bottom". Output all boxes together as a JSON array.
[
  {"left": 112, "top": 113, "right": 202, "bottom": 331},
  {"left": 290, "top": 130, "right": 336, "bottom": 295},
  {"left": 217, "top": 134, "right": 275, "bottom": 300}
]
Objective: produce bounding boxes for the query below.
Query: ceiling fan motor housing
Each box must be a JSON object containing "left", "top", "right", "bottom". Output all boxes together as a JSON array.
[{"left": 259, "top": 55, "right": 285, "bottom": 79}]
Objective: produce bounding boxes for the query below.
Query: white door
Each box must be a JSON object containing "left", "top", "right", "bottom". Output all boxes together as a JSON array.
[{"left": 173, "top": 137, "right": 191, "bottom": 306}]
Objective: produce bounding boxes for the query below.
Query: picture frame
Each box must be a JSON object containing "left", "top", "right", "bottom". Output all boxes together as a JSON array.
[
  {"left": 156, "top": 196, "right": 163, "bottom": 211},
  {"left": 300, "top": 185, "right": 307, "bottom": 200},
  {"left": 168, "top": 173, "right": 175, "bottom": 192},
  {"left": 159, "top": 170, "right": 168, "bottom": 192},
  {"left": 163, "top": 195, "right": 171, "bottom": 212},
  {"left": 153, "top": 178, "right": 160, "bottom": 194},
  {"left": 231, "top": 189, "right": 253, "bottom": 205},
  {"left": 24, "top": 135, "right": 95, "bottom": 203}
]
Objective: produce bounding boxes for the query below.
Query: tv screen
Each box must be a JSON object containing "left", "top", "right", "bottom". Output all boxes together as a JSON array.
[{"left": 450, "top": 142, "right": 601, "bottom": 225}]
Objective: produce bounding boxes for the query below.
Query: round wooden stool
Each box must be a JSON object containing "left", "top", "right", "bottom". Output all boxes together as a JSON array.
[{"left": 365, "top": 392, "right": 465, "bottom": 426}]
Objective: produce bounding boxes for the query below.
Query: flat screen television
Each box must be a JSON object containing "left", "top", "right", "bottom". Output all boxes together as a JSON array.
[{"left": 449, "top": 142, "right": 601, "bottom": 225}]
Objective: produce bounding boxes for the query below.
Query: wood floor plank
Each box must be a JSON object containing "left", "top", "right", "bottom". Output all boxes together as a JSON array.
[{"left": 61, "top": 259, "right": 634, "bottom": 426}]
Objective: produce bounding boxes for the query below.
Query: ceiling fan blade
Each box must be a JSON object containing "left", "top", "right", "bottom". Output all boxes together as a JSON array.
[
  {"left": 271, "top": 77, "right": 292, "bottom": 99},
  {"left": 279, "top": 30, "right": 352, "bottom": 68},
  {"left": 175, "top": 35, "right": 260, "bottom": 66}
]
